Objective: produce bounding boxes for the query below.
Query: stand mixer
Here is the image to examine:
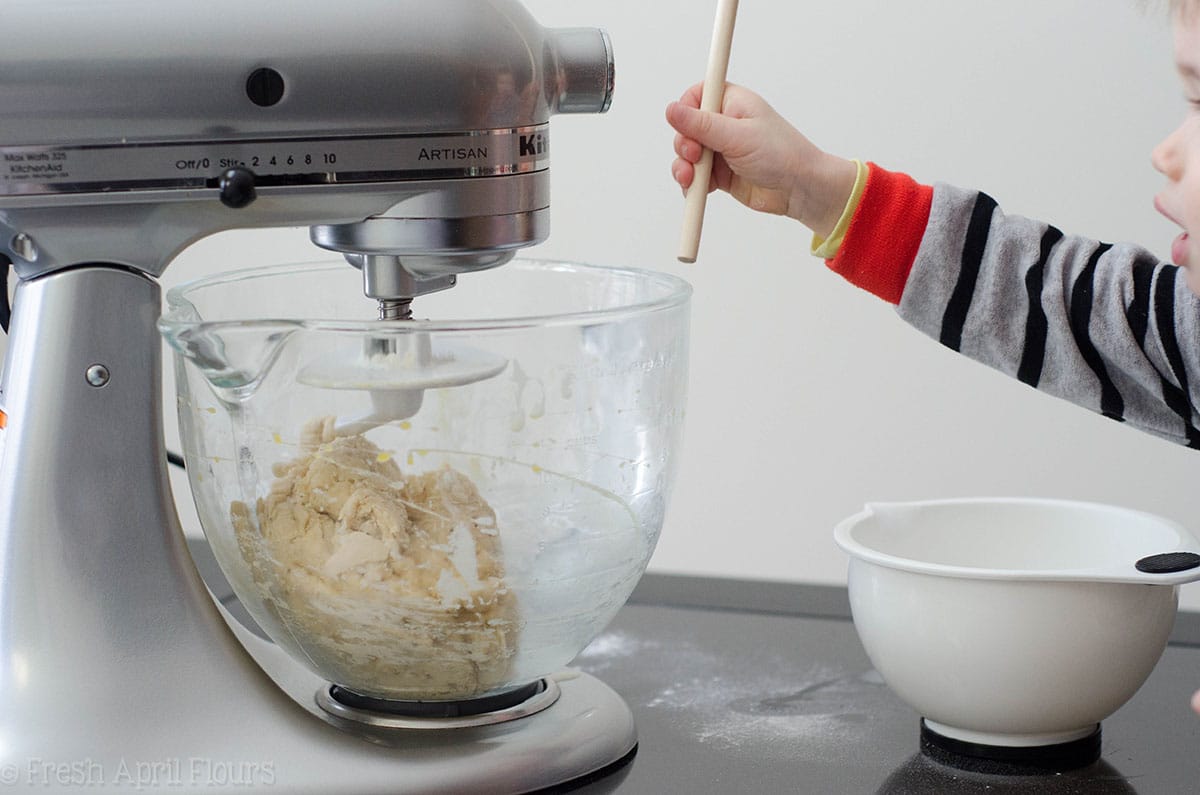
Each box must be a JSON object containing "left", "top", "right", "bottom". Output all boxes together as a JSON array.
[{"left": 0, "top": 2, "right": 690, "bottom": 791}]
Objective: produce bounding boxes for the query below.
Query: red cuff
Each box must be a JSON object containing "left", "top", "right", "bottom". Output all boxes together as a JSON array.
[{"left": 826, "top": 163, "right": 933, "bottom": 305}]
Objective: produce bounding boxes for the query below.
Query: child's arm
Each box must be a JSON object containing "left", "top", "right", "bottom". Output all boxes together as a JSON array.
[
  {"left": 835, "top": 164, "right": 1200, "bottom": 448},
  {"left": 668, "top": 87, "right": 1200, "bottom": 448}
]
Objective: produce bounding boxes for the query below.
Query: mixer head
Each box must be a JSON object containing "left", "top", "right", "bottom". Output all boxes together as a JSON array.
[{"left": 0, "top": 1, "right": 613, "bottom": 285}]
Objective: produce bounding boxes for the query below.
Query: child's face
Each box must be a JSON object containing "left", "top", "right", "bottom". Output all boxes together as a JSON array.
[{"left": 1154, "top": 13, "right": 1200, "bottom": 297}]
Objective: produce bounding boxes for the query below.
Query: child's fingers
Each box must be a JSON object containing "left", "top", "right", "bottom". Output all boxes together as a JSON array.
[
  {"left": 665, "top": 101, "right": 740, "bottom": 156},
  {"left": 678, "top": 82, "right": 704, "bottom": 109},
  {"left": 674, "top": 133, "right": 703, "bottom": 164},
  {"left": 671, "top": 158, "right": 694, "bottom": 191},
  {"left": 664, "top": 101, "right": 691, "bottom": 136},
  {"left": 1192, "top": 688, "right": 1200, "bottom": 715},
  {"left": 671, "top": 156, "right": 723, "bottom": 195}
]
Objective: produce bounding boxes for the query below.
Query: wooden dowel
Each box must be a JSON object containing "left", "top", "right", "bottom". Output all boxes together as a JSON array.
[{"left": 678, "top": 0, "right": 739, "bottom": 264}]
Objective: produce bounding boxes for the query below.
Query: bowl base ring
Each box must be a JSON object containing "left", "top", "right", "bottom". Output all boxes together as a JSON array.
[
  {"left": 919, "top": 718, "right": 1102, "bottom": 774},
  {"left": 316, "top": 677, "right": 561, "bottom": 730}
]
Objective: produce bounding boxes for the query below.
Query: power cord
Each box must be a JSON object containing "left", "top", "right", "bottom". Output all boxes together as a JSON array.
[{"left": 0, "top": 255, "right": 10, "bottom": 334}]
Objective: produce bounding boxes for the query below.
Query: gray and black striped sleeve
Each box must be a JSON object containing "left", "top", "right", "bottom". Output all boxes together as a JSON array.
[{"left": 897, "top": 183, "right": 1200, "bottom": 448}]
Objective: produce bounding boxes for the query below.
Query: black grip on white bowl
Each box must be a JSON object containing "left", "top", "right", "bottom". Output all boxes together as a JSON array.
[{"left": 1135, "top": 552, "right": 1200, "bottom": 574}]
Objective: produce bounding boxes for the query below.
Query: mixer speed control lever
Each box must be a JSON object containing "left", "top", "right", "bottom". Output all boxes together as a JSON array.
[{"left": 218, "top": 167, "right": 257, "bottom": 209}]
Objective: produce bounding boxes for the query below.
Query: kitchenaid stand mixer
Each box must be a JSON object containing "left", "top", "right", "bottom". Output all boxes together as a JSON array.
[{"left": 0, "top": 1, "right": 658, "bottom": 791}]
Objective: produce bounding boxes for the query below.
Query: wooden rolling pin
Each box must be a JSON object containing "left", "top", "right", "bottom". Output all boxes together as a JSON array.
[{"left": 678, "top": 0, "right": 740, "bottom": 264}]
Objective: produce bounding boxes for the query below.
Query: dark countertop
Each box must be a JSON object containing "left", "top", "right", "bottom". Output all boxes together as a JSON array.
[{"left": 567, "top": 573, "right": 1200, "bottom": 794}]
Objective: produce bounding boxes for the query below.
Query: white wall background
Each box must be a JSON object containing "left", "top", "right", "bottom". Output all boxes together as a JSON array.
[{"left": 147, "top": 0, "right": 1200, "bottom": 607}]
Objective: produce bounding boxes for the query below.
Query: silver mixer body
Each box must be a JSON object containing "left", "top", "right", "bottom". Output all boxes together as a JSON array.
[
  {"left": 0, "top": 0, "right": 612, "bottom": 304},
  {"left": 0, "top": 2, "right": 634, "bottom": 791},
  {"left": 0, "top": 0, "right": 612, "bottom": 277}
]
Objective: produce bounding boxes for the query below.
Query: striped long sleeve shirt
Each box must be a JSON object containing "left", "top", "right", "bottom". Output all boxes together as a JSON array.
[{"left": 825, "top": 163, "right": 1200, "bottom": 448}]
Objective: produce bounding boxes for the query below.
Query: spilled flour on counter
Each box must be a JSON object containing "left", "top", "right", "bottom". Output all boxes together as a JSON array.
[
  {"left": 649, "top": 666, "right": 887, "bottom": 760},
  {"left": 230, "top": 416, "right": 518, "bottom": 700},
  {"left": 577, "top": 630, "right": 890, "bottom": 762}
]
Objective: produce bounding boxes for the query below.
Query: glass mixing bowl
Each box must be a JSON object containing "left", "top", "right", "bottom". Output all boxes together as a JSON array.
[{"left": 160, "top": 259, "right": 690, "bottom": 702}]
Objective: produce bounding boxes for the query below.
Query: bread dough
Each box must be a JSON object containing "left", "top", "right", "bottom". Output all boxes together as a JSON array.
[{"left": 230, "top": 417, "right": 518, "bottom": 700}]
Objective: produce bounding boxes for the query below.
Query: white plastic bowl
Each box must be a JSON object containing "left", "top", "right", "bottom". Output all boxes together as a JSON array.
[{"left": 834, "top": 497, "right": 1200, "bottom": 747}]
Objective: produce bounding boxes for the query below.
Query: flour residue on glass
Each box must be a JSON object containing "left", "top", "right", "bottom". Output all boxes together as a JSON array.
[{"left": 508, "top": 361, "right": 546, "bottom": 431}]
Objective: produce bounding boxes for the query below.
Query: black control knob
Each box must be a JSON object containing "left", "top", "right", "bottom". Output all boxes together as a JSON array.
[{"left": 218, "top": 167, "right": 257, "bottom": 209}]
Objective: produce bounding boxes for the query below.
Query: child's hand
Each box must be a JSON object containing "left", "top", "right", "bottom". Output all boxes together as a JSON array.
[{"left": 666, "top": 83, "right": 857, "bottom": 240}]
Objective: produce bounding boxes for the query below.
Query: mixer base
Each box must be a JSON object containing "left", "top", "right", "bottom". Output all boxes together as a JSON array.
[{"left": 920, "top": 719, "right": 1102, "bottom": 774}]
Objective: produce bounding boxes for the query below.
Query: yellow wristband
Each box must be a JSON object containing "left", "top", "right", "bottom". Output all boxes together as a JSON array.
[{"left": 810, "top": 159, "right": 868, "bottom": 259}]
